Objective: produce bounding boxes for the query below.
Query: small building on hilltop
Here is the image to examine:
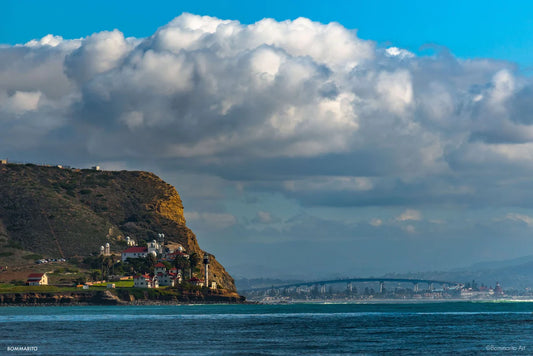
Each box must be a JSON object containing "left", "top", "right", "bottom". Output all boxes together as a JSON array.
[
  {"left": 121, "top": 246, "right": 148, "bottom": 262},
  {"left": 125, "top": 236, "right": 136, "bottom": 246},
  {"left": 26, "top": 273, "right": 48, "bottom": 286},
  {"left": 148, "top": 239, "right": 163, "bottom": 255}
]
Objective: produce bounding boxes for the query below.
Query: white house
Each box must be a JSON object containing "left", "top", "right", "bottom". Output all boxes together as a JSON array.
[
  {"left": 26, "top": 273, "right": 48, "bottom": 286},
  {"left": 121, "top": 246, "right": 148, "bottom": 262},
  {"left": 134, "top": 274, "right": 158, "bottom": 288},
  {"left": 154, "top": 262, "right": 167, "bottom": 275},
  {"left": 154, "top": 262, "right": 181, "bottom": 287}
]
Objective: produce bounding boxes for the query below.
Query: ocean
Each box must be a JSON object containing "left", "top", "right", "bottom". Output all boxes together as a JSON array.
[{"left": 1, "top": 302, "right": 532, "bottom": 355}]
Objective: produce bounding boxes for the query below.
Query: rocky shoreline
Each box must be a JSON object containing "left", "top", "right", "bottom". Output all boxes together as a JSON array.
[{"left": 0, "top": 290, "right": 247, "bottom": 306}]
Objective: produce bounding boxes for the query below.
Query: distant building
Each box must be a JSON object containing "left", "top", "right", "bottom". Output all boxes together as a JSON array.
[
  {"left": 100, "top": 243, "right": 111, "bottom": 256},
  {"left": 148, "top": 239, "right": 163, "bottom": 255},
  {"left": 125, "top": 236, "right": 136, "bottom": 246},
  {"left": 121, "top": 246, "right": 148, "bottom": 262},
  {"left": 134, "top": 274, "right": 158, "bottom": 288},
  {"left": 163, "top": 250, "right": 189, "bottom": 261},
  {"left": 189, "top": 277, "right": 204, "bottom": 287},
  {"left": 0, "top": 159, "right": 7, "bottom": 165},
  {"left": 494, "top": 282, "right": 504, "bottom": 296},
  {"left": 154, "top": 262, "right": 166, "bottom": 274},
  {"left": 26, "top": 273, "right": 48, "bottom": 286},
  {"left": 153, "top": 262, "right": 181, "bottom": 287},
  {"left": 91, "top": 166, "right": 100, "bottom": 171}
]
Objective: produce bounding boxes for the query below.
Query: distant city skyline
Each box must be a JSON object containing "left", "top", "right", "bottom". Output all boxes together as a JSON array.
[{"left": 2, "top": 2, "right": 533, "bottom": 279}]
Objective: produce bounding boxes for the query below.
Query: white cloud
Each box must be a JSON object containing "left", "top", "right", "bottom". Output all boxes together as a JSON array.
[
  {"left": 376, "top": 70, "right": 413, "bottom": 115},
  {"left": 385, "top": 46, "right": 414, "bottom": 59},
  {"left": 504, "top": 213, "right": 533, "bottom": 226},
  {"left": 253, "top": 211, "right": 277, "bottom": 224},
  {"left": 396, "top": 209, "right": 422, "bottom": 222},
  {"left": 2, "top": 13, "right": 533, "bottom": 213},
  {"left": 1, "top": 90, "right": 41, "bottom": 114},
  {"left": 370, "top": 218, "right": 383, "bottom": 227},
  {"left": 25, "top": 34, "right": 64, "bottom": 48},
  {"left": 284, "top": 176, "right": 373, "bottom": 192},
  {"left": 64, "top": 30, "right": 132, "bottom": 85}
]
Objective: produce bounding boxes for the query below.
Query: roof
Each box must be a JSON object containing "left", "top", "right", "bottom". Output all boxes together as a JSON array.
[
  {"left": 168, "top": 251, "right": 188, "bottom": 256},
  {"left": 134, "top": 274, "right": 151, "bottom": 279},
  {"left": 154, "top": 262, "right": 166, "bottom": 268},
  {"left": 123, "top": 246, "right": 148, "bottom": 253}
]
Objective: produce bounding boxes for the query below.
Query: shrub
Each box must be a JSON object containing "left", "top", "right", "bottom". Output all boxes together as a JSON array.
[
  {"left": 22, "top": 253, "right": 43, "bottom": 260},
  {"left": 5, "top": 242, "right": 23, "bottom": 249}
]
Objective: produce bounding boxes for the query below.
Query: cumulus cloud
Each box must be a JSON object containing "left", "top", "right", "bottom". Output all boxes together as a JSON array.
[
  {"left": 9, "top": 13, "right": 533, "bottom": 276},
  {"left": 2, "top": 13, "right": 533, "bottom": 212},
  {"left": 0, "top": 90, "right": 41, "bottom": 114},
  {"left": 64, "top": 30, "right": 134, "bottom": 85}
]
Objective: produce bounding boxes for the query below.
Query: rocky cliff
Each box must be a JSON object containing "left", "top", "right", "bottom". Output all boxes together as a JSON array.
[{"left": 0, "top": 163, "right": 236, "bottom": 291}]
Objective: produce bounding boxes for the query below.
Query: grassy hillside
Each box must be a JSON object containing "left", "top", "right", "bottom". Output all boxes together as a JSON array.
[{"left": 0, "top": 163, "right": 235, "bottom": 291}]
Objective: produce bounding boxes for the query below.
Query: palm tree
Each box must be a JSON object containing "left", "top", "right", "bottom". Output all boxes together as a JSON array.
[
  {"left": 174, "top": 255, "right": 189, "bottom": 276},
  {"left": 188, "top": 252, "right": 199, "bottom": 279},
  {"left": 101, "top": 256, "right": 114, "bottom": 281}
]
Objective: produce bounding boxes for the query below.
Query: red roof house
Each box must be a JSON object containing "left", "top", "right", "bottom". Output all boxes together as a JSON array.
[
  {"left": 121, "top": 246, "right": 148, "bottom": 262},
  {"left": 26, "top": 273, "right": 48, "bottom": 286}
]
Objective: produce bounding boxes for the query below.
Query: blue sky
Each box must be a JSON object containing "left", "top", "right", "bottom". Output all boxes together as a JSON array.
[
  {"left": 3, "top": 0, "right": 533, "bottom": 68},
  {"left": 2, "top": 2, "right": 533, "bottom": 280}
]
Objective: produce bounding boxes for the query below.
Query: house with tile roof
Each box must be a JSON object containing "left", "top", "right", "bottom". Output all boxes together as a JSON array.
[
  {"left": 121, "top": 246, "right": 149, "bottom": 262},
  {"left": 26, "top": 273, "right": 48, "bottom": 286},
  {"left": 154, "top": 262, "right": 181, "bottom": 287}
]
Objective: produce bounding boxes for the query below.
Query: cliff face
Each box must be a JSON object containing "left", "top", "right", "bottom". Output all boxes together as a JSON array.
[
  {"left": 0, "top": 164, "right": 236, "bottom": 291},
  {"left": 0, "top": 289, "right": 246, "bottom": 305}
]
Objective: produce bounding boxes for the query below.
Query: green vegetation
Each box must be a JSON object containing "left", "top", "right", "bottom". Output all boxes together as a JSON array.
[
  {"left": 92, "top": 280, "right": 133, "bottom": 288},
  {"left": 0, "top": 163, "right": 236, "bottom": 291},
  {"left": 4, "top": 242, "right": 23, "bottom": 249},
  {"left": 0, "top": 285, "right": 106, "bottom": 293},
  {"left": 22, "top": 253, "right": 43, "bottom": 260}
]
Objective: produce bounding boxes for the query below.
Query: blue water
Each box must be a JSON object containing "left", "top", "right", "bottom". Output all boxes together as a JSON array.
[{"left": 1, "top": 302, "right": 533, "bottom": 355}]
